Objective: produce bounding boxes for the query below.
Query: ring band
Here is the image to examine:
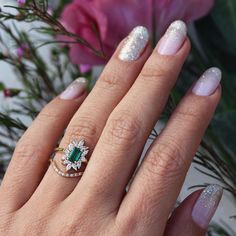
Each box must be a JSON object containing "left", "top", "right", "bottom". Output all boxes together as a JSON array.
[
  {"left": 51, "top": 139, "right": 89, "bottom": 178},
  {"left": 50, "top": 159, "right": 84, "bottom": 177}
]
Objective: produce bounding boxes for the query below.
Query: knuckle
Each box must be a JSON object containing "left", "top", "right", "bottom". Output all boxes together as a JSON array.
[
  {"left": 38, "top": 105, "right": 60, "bottom": 122},
  {"left": 96, "top": 71, "right": 121, "bottom": 89},
  {"left": 65, "top": 116, "right": 98, "bottom": 144},
  {"left": 175, "top": 108, "right": 202, "bottom": 125},
  {"left": 105, "top": 112, "right": 142, "bottom": 146},
  {"left": 140, "top": 64, "right": 169, "bottom": 83},
  {"left": 145, "top": 139, "right": 186, "bottom": 178},
  {"left": 13, "top": 142, "right": 40, "bottom": 165}
]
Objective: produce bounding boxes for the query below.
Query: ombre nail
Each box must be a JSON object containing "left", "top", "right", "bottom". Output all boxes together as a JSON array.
[
  {"left": 119, "top": 26, "right": 149, "bottom": 61},
  {"left": 158, "top": 20, "right": 187, "bottom": 55},
  {"left": 192, "top": 67, "right": 222, "bottom": 96},
  {"left": 192, "top": 184, "right": 223, "bottom": 229},
  {"left": 60, "top": 77, "right": 87, "bottom": 100}
]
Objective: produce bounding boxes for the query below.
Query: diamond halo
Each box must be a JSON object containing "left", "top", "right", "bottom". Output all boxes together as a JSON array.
[{"left": 61, "top": 139, "right": 89, "bottom": 172}]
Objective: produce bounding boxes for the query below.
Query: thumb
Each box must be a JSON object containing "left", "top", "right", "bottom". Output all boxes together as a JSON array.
[{"left": 164, "top": 184, "right": 223, "bottom": 236}]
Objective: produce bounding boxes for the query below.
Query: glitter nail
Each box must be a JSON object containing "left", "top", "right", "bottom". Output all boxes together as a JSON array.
[{"left": 119, "top": 26, "right": 149, "bottom": 61}]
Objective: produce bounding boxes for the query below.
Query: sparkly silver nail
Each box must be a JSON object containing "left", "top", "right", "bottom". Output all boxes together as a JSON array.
[
  {"left": 198, "top": 184, "right": 223, "bottom": 209},
  {"left": 119, "top": 26, "right": 149, "bottom": 61},
  {"left": 192, "top": 184, "right": 223, "bottom": 229}
]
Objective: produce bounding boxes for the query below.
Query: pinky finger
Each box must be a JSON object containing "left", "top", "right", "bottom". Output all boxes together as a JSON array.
[{"left": 164, "top": 185, "right": 223, "bottom": 236}]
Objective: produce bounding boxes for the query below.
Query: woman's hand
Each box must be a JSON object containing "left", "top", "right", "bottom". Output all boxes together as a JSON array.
[{"left": 0, "top": 21, "right": 222, "bottom": 236}]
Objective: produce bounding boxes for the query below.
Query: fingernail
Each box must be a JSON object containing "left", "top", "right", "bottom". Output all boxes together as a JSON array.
[
  {"left": 158, "top": 20, "right": 187, "bottom": 55},
  {"left": 60, "top": 77, "right": 87, "bottom": 100},
  {"left": 192, "top": 67, "right": 222, "bottom": 96},
  {"left": 192, "top": 184, "right": 223, "bottom": 229},
  {"left": 119, "top": 26, "right": 149, "bottom": 61}
]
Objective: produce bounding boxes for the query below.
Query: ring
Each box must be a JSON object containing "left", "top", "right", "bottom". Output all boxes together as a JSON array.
[{"left": 51, "top": 139, "right": 89, "bottom": 178}]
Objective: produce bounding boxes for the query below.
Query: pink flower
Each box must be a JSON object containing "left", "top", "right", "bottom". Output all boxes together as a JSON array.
[
  {"left": 17, "top": 0, "right": 26, "bottom": 6},
  {"left": 3, "top": 88, "right": 21, "bottom": 98},
  {"left": 80, "top": 64, "right": 92, "bottom": 74},
  {"left": 16, "top": 46, "right": 25, "bottom": 58},
  {"left": 16, "top": 43, "right": 29, "bottom": 59},
  {"left": 61, "top": 0, "right": 214, "bottom": 65}
]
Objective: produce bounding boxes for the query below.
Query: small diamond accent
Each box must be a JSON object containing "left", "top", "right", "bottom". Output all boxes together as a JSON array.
[{"left": 61, "top": 139, "right": 89, "bottom": 172}]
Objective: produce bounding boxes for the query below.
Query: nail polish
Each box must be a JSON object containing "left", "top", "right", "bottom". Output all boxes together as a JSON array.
[
  {"left": 192, "top": 67, "right": 222, "bottom": 96},
  {"left": 158, "top": 20, "right": 187, "bottom": 55},
  {"left": 192, "top": 184, "right": 223, "bottom": 229},
  {"left": 119, "top": 26, "right": 149, "bottom": 61},
  {"left": 60, "top": 77, "right": 87, "bottom": 100}
]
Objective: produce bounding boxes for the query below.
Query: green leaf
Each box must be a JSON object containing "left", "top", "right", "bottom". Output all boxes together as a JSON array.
[
  {"left": 211, "top": 0, "right": 236, "bottom": 50},
  {"left": 0, "top": 82, "right": 5, "bottom": 91},
  {"left": 208, "top": 221, "right": 236, "bottom": 236},
  {"left": 0, "top": 113, "right": 27, "bottom": 130}
]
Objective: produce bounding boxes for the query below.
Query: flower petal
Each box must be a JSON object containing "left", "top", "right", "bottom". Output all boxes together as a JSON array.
[{"left": 155, "top": 0, "right": 214, "bottom": 35}]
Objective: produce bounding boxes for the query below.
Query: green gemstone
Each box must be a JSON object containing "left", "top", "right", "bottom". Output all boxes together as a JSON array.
[{"left": 68, "top": 147, "right": 82, "bottom": 163}]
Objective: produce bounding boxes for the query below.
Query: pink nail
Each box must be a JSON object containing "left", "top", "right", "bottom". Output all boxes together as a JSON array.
[
  {"left": 158, "top": 20, "right": 187, "bottom": 55},
  {"left": 60, "top": 77, "right": 87, "bottom": 100},
  {"left": 192, "top": 67, "right": 222, "bottom": 96},
  {"left": 192, "top": 184, "right": 223, "bottom": 229}
]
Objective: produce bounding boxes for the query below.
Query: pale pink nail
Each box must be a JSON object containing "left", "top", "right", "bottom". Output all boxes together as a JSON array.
[
  {"left": 158, "top": 20, "right": 187, "bottom": 55},
  {"left": 192, "top": 67, "right": 222, "bottom": 96},
  {"left": 192, "top": 184, "right": 223, "bottom": 229},
  {"left": 60, "top": 77, "right": 87, "bottom": 100}
]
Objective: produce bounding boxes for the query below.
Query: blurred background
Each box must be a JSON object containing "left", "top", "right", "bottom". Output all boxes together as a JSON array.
[{"left": 0, "top": 1, "right": 236, "bottom": 235}]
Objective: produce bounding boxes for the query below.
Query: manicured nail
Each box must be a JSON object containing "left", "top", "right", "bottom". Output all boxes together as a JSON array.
[
  {"left": 60, "top": 77, "right": 87, "bottom": 100},
  {"left": 158, "top": 20, "right": 187, "bottom": 55},
  {"left": 119, "top": 26, "right": 149, "bottom": 61},
  {"left": 192, "top": 67, "right": 222, "bottom": 96},
  {"left": 192, "top": 184, "right": 223, "bottom": 229}
]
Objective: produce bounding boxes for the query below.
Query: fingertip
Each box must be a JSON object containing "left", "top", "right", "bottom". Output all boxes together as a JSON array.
[
  {"left": 192, "top": 185, "right": 223, "bottom": 230},
  {"left": 191, "top": 67, "right": 222, "bottom": 106},
  {"left": 165, "top": 185, "right": 223, "bottom": 236},
  {"left": 115, "top": 26, "right": 150, "bottom": 62}
]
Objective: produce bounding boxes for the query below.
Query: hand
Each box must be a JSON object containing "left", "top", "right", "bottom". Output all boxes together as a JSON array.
[{"left": 0, "top": 21, "right": 222, "bottom": 236}]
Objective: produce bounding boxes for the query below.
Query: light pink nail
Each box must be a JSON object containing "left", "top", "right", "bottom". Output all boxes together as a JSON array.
[
  {"left": 158, "top": 20, "right": 187, "bottom": 55},
  {"left": 192, "top": 184, "right": 223, "bottom": 229},
  {"left": 60, "top": 77, "right": 87, "bottom": 100},
  {"left": 192, "top": 67, "right": 222, "bottom": 96}
]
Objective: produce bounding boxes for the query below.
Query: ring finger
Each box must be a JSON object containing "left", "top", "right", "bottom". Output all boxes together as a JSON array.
[{"left": 34, "top": 26, "right": 151, "bottom": 202}]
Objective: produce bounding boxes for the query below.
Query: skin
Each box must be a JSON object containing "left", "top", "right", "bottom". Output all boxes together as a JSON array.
[{"left": 0, "top": 33, "right": 221, "bottom": 236}]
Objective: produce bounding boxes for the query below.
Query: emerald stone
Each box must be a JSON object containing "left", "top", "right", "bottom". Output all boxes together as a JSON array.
[{"left": 68, "top": 147, "right": 82, "bottom": 163}]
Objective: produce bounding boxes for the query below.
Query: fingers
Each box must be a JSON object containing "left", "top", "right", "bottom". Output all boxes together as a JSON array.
[
  {"left": 78, "top": 21, "right": 189, "bottom": 208},
  {"left": 0, "top": 78, "right": 88, "bottom": 212},
  {"left": 164, "top": 185, "right": 223, "bottom": 236},
  {"left": 36, "top": 26, "right": 151, "bottom": 202},
  {"left": 120, "top": 68, "right": 222, "bottom": 235}
]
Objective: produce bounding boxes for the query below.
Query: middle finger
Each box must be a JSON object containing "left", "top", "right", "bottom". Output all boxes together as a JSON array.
[{"left": 73, "top": 21, "right": 189, "bottom": 208}]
